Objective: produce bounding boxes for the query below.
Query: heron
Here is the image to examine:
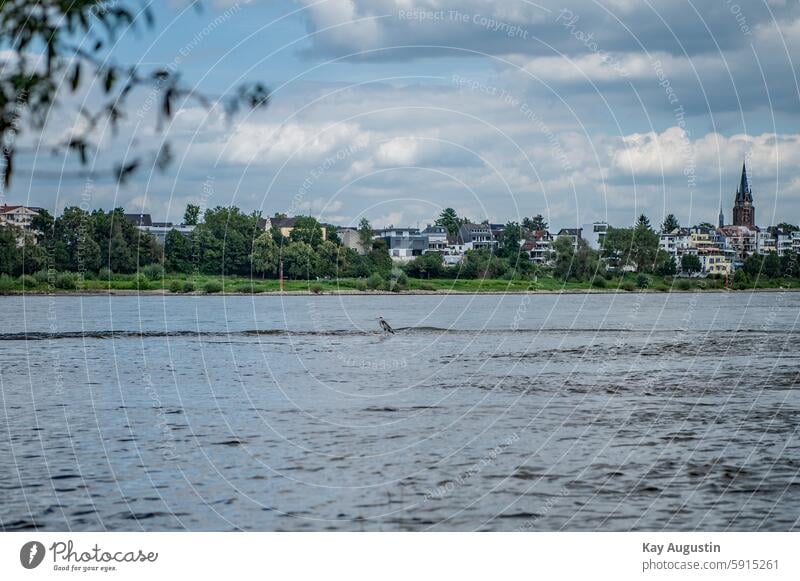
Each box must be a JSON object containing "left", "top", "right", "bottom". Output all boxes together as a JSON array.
[{"left": 376, "top": 316, "right": 395, "bottom": 335}]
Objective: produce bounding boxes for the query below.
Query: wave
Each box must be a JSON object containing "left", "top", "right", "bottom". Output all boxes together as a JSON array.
[{"left": 0, "top": 327, "right": 783, "bottom": 341}]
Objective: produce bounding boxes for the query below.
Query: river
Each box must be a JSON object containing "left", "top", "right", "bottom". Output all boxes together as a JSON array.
[{"left": 0, "top": 292, "right": 798, "bottom": 530}]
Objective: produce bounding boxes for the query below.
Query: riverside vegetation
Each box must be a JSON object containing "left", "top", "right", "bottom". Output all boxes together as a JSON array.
[{"left": 1, "top": 206, "right": 799, "bottom": 295}]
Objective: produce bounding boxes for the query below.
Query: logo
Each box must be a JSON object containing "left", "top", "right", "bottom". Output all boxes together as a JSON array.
[{"left": 20, "top": 541, "right": 46, "bottom": 569}]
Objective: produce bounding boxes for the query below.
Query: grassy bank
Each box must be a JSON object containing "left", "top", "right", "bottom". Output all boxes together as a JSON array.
[{"left": 2, "top": 271, "right": 799, "bottom": 295}]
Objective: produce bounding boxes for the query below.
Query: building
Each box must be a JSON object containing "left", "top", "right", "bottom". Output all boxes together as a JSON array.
[
  {"left": 1, "top": 204, "right": 42, "bottom": 233},
  {"left": 268, "top": 216, "right": 328, "bottom": 241},
  {"left": 698, "top": 248, "right": 732, "bottom": 275},
  {"left": 717, "top": 225, "right": 757, "bottom": 268},
  {"left": 421, "top": 224, "right": 449, "bottom": 252},
  {"left": 457, "top": 223, "right": 495, "bottom": 250},
  {"left": 520, "top": 230, "right": 554, "bottom": 264},
  {"left": 732, "top": 161, "right": 755, "bottom": 228},
  {"left": 123, "top": 213, "right": 152, "bottom": 227},
  {"left": 337, "top": 227, "right": 368, "bottom": 255},
  {"left": 756, "top": 230, "right": 776, "bottom": 255},
  {"left": 374, "top": 226, "right": 427, "bottom": 262},
  {"left": 556, "top": 228, "right": 582, "bottom": 249},
  {"left": 141, "top": 222, "right": 195, "bottom": 244},
  {"left": 659, "top": 228, "right": 691, "bottom": 265},
  {"left": 122, "top": 214, "right": 194, "bottom": 244},
  {"left": 767, "top": 226, "right": 797, "bottom": 257},
  {"left": 582, "top": 222, "right": 608, "bottom": 250}
]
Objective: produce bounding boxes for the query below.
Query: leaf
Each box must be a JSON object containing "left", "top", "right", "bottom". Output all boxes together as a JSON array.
[
  {"left": 116, "top": 160, "right": 140, "bottom": 184},
  {"left": 2, "top": 148, "right": 12, "bottom": 189},
  {"left": 104, "top": 68, "right": 116, "bottom": 93},
  {"left": 70, "top": 62, "right": 81, "bottom": 91},
  {"left": 162, "top": 88, "right": 173, "bottom": 118}
]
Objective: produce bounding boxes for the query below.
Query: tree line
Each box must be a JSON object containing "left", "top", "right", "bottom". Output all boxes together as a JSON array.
[{"left": 2, "top": 206, "right": 798, "bottom": 285}]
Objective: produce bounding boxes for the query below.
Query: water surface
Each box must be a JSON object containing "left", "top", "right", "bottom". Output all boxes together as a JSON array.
[{"left": 1, "top": 292, "right": 798, "bottom": 531}]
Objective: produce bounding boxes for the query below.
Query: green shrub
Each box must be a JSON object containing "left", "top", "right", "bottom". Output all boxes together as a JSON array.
[
  {"left": 183, "top": 281, "right": 196, "bottom": 293},
  {"left": 18, "top": 274, "right": 37, "bottom": 289},
  {"left": 204, "top": 280, "right": 223, "bottom": 293},
  {"left": 636, "top": 274, "right": 651, "bottom": 289},
  {"left": 355, "top": 279, "right": 367, "bottom": 291},
  {"left": 591, "top": 277, "right": 606, "bottom": 289},
  {"left": 235, "top": 283, "right": 255, "bottom": 294},
  {"left": 621, "top": 281, "right": 636, "bottom": 292},
  {"left": 366, "top": 273, "right": 384, "bottom": 290},
  {"left": 0, "top": 274, "right": 14, "bottom": 293},
  {"left": 418, "top": 283, "right": 437, "bottom": 291},
  {"left": 310, "top": 283, "right": 324, "bottom": 294},
  {"left": 33, "top": 269, "right": 50, "bottom": 284},
  {"left": 55, "top": 272, "right": 78, "bottom": 290},
  {"left": 98, "top": 267, "right": 112, "bottom": 280},
  {"left": 677, "top": 279, "right": 692, "bottom": 291},
  {"left": 142, "top": 263, "right": 164, "bottom": 279},
  {"left": 135, "top": 273, "right": 150, "bottom": 290},
  {"left": 168, "top": 280, "right": 184, "bottom": 293}
]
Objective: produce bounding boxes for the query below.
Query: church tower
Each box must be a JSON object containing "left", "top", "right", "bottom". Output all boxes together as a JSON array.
[{"left": 732, "top": 161, "right": 755, "bottom": 228}]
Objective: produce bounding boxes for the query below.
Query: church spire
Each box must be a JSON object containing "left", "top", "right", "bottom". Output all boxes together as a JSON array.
[
  {"left": 732, "top": 159, "right": 755, "bottom": 228},
  {"left": 737, "top": 160, "right": 751, "bottom": 202}
]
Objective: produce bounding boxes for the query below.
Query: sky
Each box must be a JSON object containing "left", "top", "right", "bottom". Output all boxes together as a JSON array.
[{"left": 7, "top": 0, "right": 800, "bottom": 230}]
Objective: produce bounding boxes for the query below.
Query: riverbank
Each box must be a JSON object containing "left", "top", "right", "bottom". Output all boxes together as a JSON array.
[{"left": 2, "top": 273, "right": 798, "bottom": 295}]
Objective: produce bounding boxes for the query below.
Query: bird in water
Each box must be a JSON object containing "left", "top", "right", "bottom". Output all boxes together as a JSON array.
[{"left": 376, "top": 316, "right": 395, "bottom": 335}]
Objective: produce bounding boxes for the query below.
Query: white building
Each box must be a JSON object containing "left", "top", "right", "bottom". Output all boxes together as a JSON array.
[
  {"left": 421, "top": 224, "right": 448, "bottom": 252},
  {"left": 373, "top": 227, "right": 427, "bottom": 262},
  {"left": 0, "top": 204, "right": 41, "bottom": 231},
  {"left": 123, "top": 213, "right": 194, "bottom": 244},
  {"left": 581, "top": 222, "right": 608, "bottom": 250}
]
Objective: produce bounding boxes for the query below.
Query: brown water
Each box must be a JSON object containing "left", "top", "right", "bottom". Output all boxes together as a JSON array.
[{"left": 0, "top": 292, "right": 798, "bottom": 530}]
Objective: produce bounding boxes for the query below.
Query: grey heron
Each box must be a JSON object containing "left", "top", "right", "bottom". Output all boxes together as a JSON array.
[{"left": 376, "top": 316, "right": 395, "bottom": 335}]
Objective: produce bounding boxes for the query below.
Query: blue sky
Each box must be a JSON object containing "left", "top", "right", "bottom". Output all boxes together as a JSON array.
[{"left": 9, "top": 0, "right": 800, "bottom": 230}]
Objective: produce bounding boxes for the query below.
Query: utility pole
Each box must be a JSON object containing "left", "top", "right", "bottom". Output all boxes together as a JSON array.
[{"left": 279, "top": 259, "right": 284, "bottom": 292}]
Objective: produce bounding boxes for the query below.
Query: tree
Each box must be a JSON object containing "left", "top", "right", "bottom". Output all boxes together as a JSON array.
[
  {"left": 281, "top": 241, "right": 315, "bottom": 279},
  {"left": 776, "top": 223, "right": 798, "bottom": 231},
  {"left": 746, "top": 252, "right": 782, "bottom": 279},
  {"left": 404, "top": 252, "right": 444, "bottom": 278},
  {"left": 436, "top": 208, "right": 461, "bottom": 236},
  {"left": 601, "top": 226, "right": 633, "bottom": 271},
  {"left": 289, "top": 216, "right": 324, "bottom": 248},
  {"left": 0, "top": 1, "right": 269, "bottom": 189},
  {"left": 523, "top": 214, "right": 548, "bottom": 231},
  {"left": 164, "top": 230, "right": 193, "bottom": 273},
  {"left": 315, "top": 240, "right": 346, "bottom": 278},
  {"left": 183, "top": 204, "right": 200, "bottom": 226},
  {"left": 0, "top": 228, "right": 19, "bottom": 275},
  {"left": 194, "top": 206, "right": 260, "bottom": 275},
  {"left": 552, "top": 237, "right": 600, "bottom": 281},
  {"left": 357, "top": 218, "right": 373, "bottom": 253},
  {"left": 250, "top": 233, "right": 278, "bottom": 278},
  {"left": 498, "top": 222, "right": 523, "bottom": 259},
  {"left": 109, "top": 233, "right": 135, "bottom": 273},
  {"left": 681, "top": 253, "right": 702, "bottom": 274},
  {"left": 18, "top": 238, "right": 48, "bottom": 275},
  {"left": 632, "top": 215, "right": 658, "bottom": 272},
  {"left": 763, "top": 252, "right": 782, "bottom": 278},
  {"left": 365, "top": 239, "right": 393, "bottom": 276},
  {"left": 661, "top": 214, "right": 680, "bottom": 233},
  {"left": 656, "top": 250, "right": 677, "bottom": 276},
  {"left": 30, "top": 209, "right": 54, "bottom": 241},
  {"left": 781, "top": 251, "right": 799, "bottom": 278}
]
